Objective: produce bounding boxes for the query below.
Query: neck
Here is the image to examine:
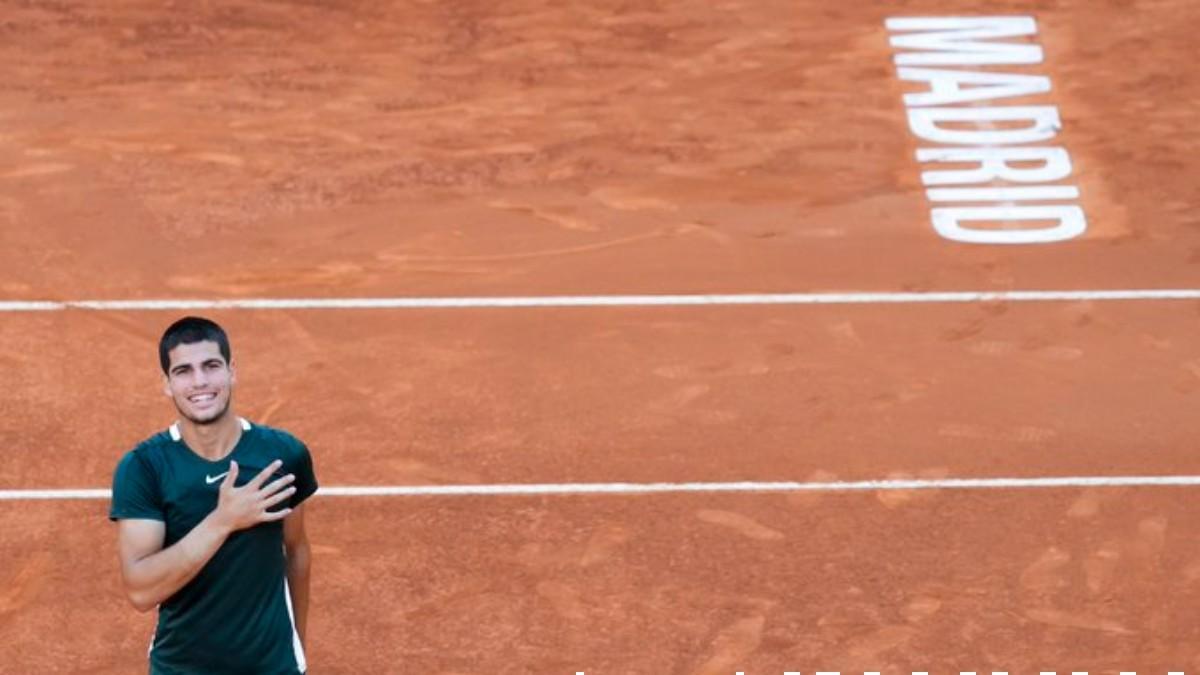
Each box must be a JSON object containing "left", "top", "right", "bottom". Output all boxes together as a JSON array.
[{"left": 178, "top": 412, "right": 242, "bottom": 461}]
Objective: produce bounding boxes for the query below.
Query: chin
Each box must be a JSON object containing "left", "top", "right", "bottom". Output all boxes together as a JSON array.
[{"left": 189, "top": 411, "right": 228, "bottom": 425}]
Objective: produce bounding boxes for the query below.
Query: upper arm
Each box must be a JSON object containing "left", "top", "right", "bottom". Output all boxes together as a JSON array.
[
  {"left": 280, "top": 432, "right": 315, "bottom": 553},
  {"left": 283, "top": 503, "right": 309, "bottom": 551},
  {"left": 110, "top": 449, "right": 168, "bottom": 584},
  {"left": 116, "top": 518, "right": 166, "bottom": 578}
]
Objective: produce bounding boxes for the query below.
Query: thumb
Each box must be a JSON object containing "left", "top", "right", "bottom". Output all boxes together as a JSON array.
[{"left": 223, "top": 461, "right": 239, "bottom": 489}]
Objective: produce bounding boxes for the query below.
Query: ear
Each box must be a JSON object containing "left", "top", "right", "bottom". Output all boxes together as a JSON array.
[
  {"left": 228, "top": 358, "right": 237, "bottom": 386},
  {"left": 162, "top": 374, "right": 172, "bottom": 398}
]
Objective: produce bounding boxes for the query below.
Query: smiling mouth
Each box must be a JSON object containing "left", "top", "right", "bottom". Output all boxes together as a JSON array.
[{"left": 188, "top": 392, "right": 218, "bottom": 404}]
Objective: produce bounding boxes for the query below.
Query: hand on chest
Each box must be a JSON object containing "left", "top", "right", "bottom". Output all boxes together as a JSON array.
[{"left": 164, "top": 456, "right": 292, "bottom": 534}]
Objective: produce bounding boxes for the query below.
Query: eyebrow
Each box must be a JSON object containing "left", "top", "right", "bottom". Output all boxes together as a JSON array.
[{"left": 170, "top": 358, "right": 225, "bottom": 374}]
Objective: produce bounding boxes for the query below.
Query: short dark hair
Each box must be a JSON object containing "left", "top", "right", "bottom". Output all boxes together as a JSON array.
[{"left": 159, "top": 316, "right": 231, "bottom": 374}]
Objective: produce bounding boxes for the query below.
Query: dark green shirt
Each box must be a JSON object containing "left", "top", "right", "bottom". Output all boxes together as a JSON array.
[{"left": 110, "top": 418, "right": 318, "bottom": 675}]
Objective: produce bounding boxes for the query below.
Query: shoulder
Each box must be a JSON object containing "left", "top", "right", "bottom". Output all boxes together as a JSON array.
[
  {"left": 247, "top": 423, "right": 315, "bottom": 485},
  {"left": 248, "top": 422, "right": 311, "bottom": 460},
  {"left": 115, "top": 429, "right": 174, "bottom": 473},
  {"left": 250, "top": 421, "right": 319, "bottom": 504},
  {"left": 111, "top": 429, "right": 174, "bottom": 516}
]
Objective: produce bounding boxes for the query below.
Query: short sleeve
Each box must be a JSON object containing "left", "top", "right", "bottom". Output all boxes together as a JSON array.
[
  {"left": 109, "top": 450, "right": 165, "bottom": 522},
  {"left": 289, "top": 440, "right": 318, "bottom": 507}
]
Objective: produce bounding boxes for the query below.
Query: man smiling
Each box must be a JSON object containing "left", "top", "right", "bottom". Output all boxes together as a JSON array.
[{"left": 109, "top": 317, "right": 317, "bottom": 674}]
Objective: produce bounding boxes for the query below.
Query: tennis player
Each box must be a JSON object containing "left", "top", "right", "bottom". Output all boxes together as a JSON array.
[{"left": 109, "top": 317, "right": 317, "bottom": 674}]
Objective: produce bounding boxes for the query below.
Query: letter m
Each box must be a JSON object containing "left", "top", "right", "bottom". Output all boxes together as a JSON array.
[{"left": 885, "top": 16, "right": 1043, "bottom": 66}]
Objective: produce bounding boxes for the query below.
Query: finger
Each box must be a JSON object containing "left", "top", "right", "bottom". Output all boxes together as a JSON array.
[
  {"left": 248, "top": 460, "right": 283, "bottom": 489},
  {"left": 259, "top": 473, "right": 296, "bottom": 497},
  {"left": 222, "top": 461, "right": 239, "bottom": 490},
  {"left": 260, "top": 507, "right": 293, "bottom": 522},
  {"left": 261, "top": 486, "right": 297, "bottom": 509}
]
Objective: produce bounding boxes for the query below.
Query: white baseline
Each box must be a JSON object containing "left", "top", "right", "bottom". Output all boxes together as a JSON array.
[
  {"left": 6, "top": 474, "right": 1200, "bottom": 500},
  {"left": 1, "top": 289, "right": 1200, "bottom": 312}
]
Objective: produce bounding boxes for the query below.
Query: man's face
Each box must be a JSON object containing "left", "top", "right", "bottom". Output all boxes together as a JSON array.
[{"left": 162, "top": 340, "right": 235, "bottom": 425}]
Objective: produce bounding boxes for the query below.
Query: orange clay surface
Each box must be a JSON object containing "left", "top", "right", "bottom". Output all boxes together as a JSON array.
[{"left": 1, "top": 0, "right": 1199, "bottom": 673}]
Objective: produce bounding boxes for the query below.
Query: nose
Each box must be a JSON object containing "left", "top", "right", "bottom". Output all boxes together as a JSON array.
[{"left": 191, "top": 368, "right": 210, "bottom": 388}]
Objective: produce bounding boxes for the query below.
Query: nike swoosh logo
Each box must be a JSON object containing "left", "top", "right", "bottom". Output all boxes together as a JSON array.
[{"left": 205, "top": 471, "right": 229, "bottom": 485}]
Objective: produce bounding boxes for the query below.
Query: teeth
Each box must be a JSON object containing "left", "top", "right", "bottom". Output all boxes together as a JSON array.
[{"left": 190, "top": 393, "right": 216, "bottom": 402}]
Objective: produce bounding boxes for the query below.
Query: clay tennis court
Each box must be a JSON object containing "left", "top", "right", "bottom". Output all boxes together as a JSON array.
[{"left": 2, "top": 0, "right": 1199, "bottom": 672}]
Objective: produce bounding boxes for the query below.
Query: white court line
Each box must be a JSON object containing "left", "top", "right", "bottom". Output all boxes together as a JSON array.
[
  {"left": 5, "top": 474, "right": 1200, "bottom": 500},
  {"left": 1, "top": 289, "right": 1199, "bottom": 312}
]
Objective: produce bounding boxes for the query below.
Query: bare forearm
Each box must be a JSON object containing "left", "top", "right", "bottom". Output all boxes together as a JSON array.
[
  {"left": 286, "top": 544, "right": 311, "bottom": 644},
  {"left": 124, "top": 514, "right": 232, "bottom": 611}
]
